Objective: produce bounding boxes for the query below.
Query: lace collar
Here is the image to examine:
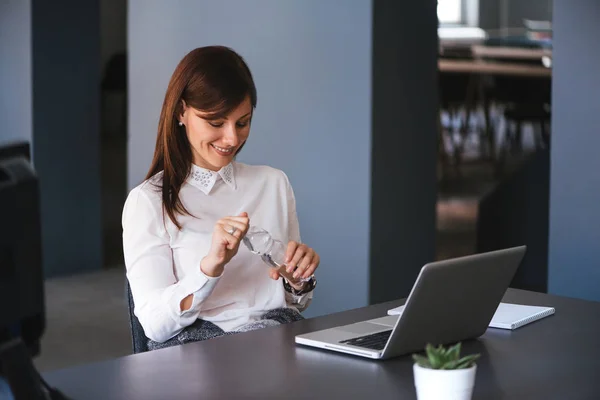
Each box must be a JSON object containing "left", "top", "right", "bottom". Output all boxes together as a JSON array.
[{"left": 187, "top": 162, "right": 236, "bottom": 194}]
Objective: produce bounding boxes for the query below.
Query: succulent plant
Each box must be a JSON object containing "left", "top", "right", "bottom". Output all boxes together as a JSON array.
[{"left": 412, "top": 342, "right": 480, "bottom": 370}]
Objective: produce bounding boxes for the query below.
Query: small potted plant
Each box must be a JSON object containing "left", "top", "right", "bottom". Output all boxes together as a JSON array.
[{"left": 412, "top": 342, "right": 480, "bottom": 400}]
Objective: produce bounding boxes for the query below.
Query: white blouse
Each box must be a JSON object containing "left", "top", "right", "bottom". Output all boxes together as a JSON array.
[{"left": 122, "top": 162, "right": 313, "bottom": 343}]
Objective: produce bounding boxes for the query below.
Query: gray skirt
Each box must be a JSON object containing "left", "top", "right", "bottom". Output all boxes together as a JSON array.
[{"left": 148, "top": 307, "right": 304, "bottom": 351}]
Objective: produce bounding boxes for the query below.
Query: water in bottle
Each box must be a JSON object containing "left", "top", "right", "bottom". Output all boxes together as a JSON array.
[{"left": 242, "top": 226, "right": 310, "bottom": 284}]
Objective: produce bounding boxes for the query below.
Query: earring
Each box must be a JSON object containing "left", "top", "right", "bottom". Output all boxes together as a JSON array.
[{"left": 178, "top": 121, "right": 183, "bottom": 127}]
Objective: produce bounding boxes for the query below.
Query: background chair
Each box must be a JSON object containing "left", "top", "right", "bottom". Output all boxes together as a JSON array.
[
  {"left": 490, "top": 76, "right": 552, "bottom": 160},
  {"left": 126, "top": 282, "right": 149, "bottom": 354}
]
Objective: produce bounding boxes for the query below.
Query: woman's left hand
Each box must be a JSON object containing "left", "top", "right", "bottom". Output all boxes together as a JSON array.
[{"left": 269, "top": 241, "right": 320, "bottom": 283}]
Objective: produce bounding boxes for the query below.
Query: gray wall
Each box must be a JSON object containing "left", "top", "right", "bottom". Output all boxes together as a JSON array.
[
  {"left": 0, "top": 0, "right": 32, "bottom": 146},
  {"left": 32, "top": 0, "right": 103, "bottom": 277},
  {"left": 548, "top": 0, "right": 600, "bottom": 302},
  {"left": 128, "top": 0, "right": 372, "bottom": 317},
  {"left": 370, "top": 1, "right": 438, "bottom": 303}
]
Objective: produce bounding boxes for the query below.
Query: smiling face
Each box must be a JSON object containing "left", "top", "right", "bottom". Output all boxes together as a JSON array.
[{"left": 180, "top": 96, "right": 252, "bottom": 171}]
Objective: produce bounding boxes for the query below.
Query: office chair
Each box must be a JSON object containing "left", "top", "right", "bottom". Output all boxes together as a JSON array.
[{"left": 126, "top": 282, "right": 150, "bottom": 354}]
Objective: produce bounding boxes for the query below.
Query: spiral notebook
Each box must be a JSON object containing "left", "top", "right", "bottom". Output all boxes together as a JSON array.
[
  {"left": 387, "top": 302, "right": 555, "bottom": 330},
  {"left": 488, "top": 303, "right": 555, "bottom": 330}
]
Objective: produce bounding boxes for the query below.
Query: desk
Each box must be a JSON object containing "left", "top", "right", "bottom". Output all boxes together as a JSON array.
[
  {"left": 439, "top": 59, "right": 551, "bottom": 78},
  {"left": 471, "top": 45, "right": 552, "bottom": 61},
  {"left": 45, "top": 289, "right": 600, "bottom": 399}
]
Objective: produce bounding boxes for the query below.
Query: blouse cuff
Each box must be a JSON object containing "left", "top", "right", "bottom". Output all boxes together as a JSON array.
[
  {"left": 285, "top": 289, "right": 313, "bottom": 312},
  {"left": 283, "top": 277, "right": 316, "bottom": 312},
  {"left": 167, "top": 268, "right": 221, "bottom": 320}
]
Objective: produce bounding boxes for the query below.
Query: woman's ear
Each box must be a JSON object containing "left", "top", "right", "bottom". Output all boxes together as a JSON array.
[{"left": 179, "top": 99, "right": 189, "bottom": 121}]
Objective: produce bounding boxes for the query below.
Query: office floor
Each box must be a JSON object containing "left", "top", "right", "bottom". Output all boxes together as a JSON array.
[{"left": 34, "top": 266, "right": 130, "bottom": 372}]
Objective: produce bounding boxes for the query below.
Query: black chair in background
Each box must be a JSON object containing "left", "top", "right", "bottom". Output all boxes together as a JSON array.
[
  {"left": 488, "top": 76, "right": 552, "bottom": 158},
  {"left": 438, "top": 70, "right": 502, "bottom": 179},
  {"left": 126, "top": 282, "right": 149, "bottom": 354},
  {"left": 438, "top": 72, "right": 490, "bottom": 180}
]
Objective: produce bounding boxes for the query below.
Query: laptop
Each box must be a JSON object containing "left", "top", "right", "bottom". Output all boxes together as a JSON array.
[{"left": 295, "top": 246, "right": 526, "bottom": 360}]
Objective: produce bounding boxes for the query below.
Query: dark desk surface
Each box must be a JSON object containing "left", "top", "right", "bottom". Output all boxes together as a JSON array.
[
  {"left": 45, "top": 289, "right": 600, "bottom": 399},
  {"left": 438, "top": 59, "right": 552, "bottom": 78}
]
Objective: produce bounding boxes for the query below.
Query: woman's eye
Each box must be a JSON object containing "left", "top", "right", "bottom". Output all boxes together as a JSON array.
[
  {"left": 208, "top": 121, "right": 224, "bottom": 128},
  {"left": 236, "top": 121, "right": 249, "bottom": 128}
]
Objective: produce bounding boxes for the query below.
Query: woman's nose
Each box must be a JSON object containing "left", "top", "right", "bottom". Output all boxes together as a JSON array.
[{"left": 222, "top": 123, "right": 240, "bottom": 146}]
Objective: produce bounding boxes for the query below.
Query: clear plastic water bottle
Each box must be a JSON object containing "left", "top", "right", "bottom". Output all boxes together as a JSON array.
[{"left": 242, "top": 226, "right": 311, "bottom": 283}]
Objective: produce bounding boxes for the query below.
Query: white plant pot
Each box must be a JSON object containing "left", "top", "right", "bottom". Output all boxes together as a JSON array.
[{"left": 413, "top": 363, "right": 477, "bottom": 400}]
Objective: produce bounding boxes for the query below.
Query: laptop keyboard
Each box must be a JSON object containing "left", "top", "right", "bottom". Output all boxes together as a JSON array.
[{"left": 339, "top": 330, "right": 392, "bottom": 350}]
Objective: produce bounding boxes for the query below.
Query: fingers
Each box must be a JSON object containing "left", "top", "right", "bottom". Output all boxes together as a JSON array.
[
  {"left": 301, "top": 253, "right": 320, "bottom": 279},
  {"left": 214, "top": 223, "right": 245, "bottom": 253},
  {"left": 218, "top": 214, "right": 250, "bottom": 238},
  {"left": 218, "top": 220, "right": 247, "bottom": 238},
  {"left": 292, "top": 248, "right": 316, "bottom": 279},
  {"left": 286, "top": 242, "right": 307, "bottom": 274},
  {"left": 269, "top": 268, "right": 280, "bottom": 280},
  {"left": 222, "top": 215, "right": 250, "bottom": 224},
  {"left": 285, "top": 242, "right": 320, "bottom": 279},
  {"left": 294, "top": 252, "right": 312, "bottom": 279},
  {"left": 218, "top": 228, "right": 239, "bottom": 250},
  {"left": 208, "top": 212, "right": 250, "bottom": 267},
  {"left": 285, "top": 241, "right": 298, "bottom": 266}
]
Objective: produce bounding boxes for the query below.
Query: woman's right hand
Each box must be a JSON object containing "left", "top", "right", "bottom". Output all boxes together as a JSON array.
[{"left": 200, "top": 212, "right": 250, "bottom": 277}]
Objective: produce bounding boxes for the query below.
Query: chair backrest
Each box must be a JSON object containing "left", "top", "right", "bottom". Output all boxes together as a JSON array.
[{"left": 126, "top": 281, "right": 149, "bottom": 353}]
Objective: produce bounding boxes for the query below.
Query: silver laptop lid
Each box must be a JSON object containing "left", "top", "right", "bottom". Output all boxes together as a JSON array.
[{"left": 380, "top": 246, "right": 526, "bottom": 359}]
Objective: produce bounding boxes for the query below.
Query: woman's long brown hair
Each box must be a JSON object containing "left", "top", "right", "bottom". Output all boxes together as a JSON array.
[{"left": 145, "top": 46, "right": 257, "bottom": 229}]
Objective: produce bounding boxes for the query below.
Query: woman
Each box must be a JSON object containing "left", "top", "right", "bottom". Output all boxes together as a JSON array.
[{"left": 122, "top": 46, "right": 319, "bottom": 350}]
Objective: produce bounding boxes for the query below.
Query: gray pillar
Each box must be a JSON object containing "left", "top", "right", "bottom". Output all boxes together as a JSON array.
[
  {"left": 32, "top": 0, "right": 102, "bottom": 277},
  {"left": 548, "top": 0, "right": 600, "bottom": 301},
  {"left": 370, "top": 0, "right": 438, "bottom": 303}
]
